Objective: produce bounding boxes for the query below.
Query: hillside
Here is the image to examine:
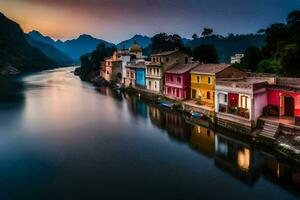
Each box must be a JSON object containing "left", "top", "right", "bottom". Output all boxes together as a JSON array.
[
  {"left": 186, "top": 34, "right": 265, "bottom": 63},
  {"left": 25, "top": 34, "right": 73, "bottom": 65},
  {"left": 56, "top": 34, "right": 115, "bottom": 61},
  {"left": 0, "top": 12, "right": 54, "bottom": 72},
  {"left": 117, "top": 34, "right": 151, "bottom": 49}
]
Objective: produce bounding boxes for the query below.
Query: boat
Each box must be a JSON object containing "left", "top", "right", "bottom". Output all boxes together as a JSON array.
[
  {"left": 191, "top": 112, "right": 202, "bottom": 118},
  {"left": 160, "top": 101, "right": 175, "bottom": 109}
]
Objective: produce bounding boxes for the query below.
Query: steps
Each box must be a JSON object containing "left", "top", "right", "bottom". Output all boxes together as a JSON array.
[{"left": 259, "top": 121, "right": 279, "bottom": 140}]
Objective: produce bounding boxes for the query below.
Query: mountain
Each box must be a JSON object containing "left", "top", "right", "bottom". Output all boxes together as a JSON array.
[
  {"left": 28, "top": 30, "right": 57, "bottom": 47},
  {"left": 117, "top": 34, "right": 151, "bottom": 49},
  {"left": 29, "top": 31, "right": 115, "bottom": 62},
  {"left": 186, "top": 34, "right": 265, "bottom": 63},
  {"left": 0, "top": 12, "right": 54, "bottom": 73},
  {"left": 54, "top": 34, "right": 115, "bottom": 61},
  {"left": 25, "top": 34, "right": 73, "bottom": 65}
]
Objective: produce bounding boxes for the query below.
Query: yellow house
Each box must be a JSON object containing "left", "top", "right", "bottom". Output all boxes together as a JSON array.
[{"left": 190, "top": 64, "right": 233, "bottom": 106}]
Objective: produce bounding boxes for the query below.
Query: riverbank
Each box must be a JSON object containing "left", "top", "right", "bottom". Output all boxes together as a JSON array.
[{"left": 123, "top": 85, "right": 300, "bottom": 164}]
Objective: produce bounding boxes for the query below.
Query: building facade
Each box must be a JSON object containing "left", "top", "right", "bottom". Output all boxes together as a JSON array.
[
  {"left": 190, "top": 64, "right": 244, "bottom": 107},
  {"left": 146, "top": 62, "right": 163, "bottom": 93},
  {"left": 124, "top": 66, "right": 136, "bottom": 87},
  {"left": 164, "top": 63, "right": 198, "bottom": 100},
  {"left": 215, "top": 76, "right": 276, "bottom": 128},
  {"left": 266, "top": 77, "right": 300, "bottom": 125}
]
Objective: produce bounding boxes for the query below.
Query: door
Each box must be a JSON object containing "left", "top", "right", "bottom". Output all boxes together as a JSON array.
[
  {"left": 284, "top": 96, "right": 294, "bottom": 117},
  {"left": 192, "top": 89, "right": 196, "bottom": 99}
]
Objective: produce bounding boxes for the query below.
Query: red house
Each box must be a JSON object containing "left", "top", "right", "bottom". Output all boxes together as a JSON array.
[
  {"left": 267, "top": 77, "right": 300, "bottom": 125},
  {"left": 164, "top": 63, "right": 198, "bottom": 100}
]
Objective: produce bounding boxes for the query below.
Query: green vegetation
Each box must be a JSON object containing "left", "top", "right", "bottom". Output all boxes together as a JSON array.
[
  {"left": 193, "top": 44, "right": 219, "bottom": 63},
  {"left": 150, "top": 33, "right": 192, "bottom": 55},
  {"left": 235, "top": 10, "right": 300, "bottom": 77},
  {"left": 79, "top": 43, "right": 116, "bottom": 81}
]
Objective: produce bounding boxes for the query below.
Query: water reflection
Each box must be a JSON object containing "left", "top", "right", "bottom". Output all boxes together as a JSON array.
[
  {"left": 0, "top": 68, "right": 300, "bottom": 199},
  {"left": 122, "top": 91, "right": 300, "bottom": 193}
]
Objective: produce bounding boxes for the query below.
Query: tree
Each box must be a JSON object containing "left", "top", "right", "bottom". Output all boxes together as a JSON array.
[
  {"left": 201, "top": 28, "right": 213, "bottom": 37},
  {"left": 240, "top": 46, "right": 262, "bottom": 71},
  {"left": 280, "top": 43, "right": 300, "bottom": 77},
  {"left": 287, "top": 10, "right": 300, "bottom": 27},
  {"left": 257, "top": 59, "right": 281, "bottom": 74},
  {"left": 193, "top": 44, "right": 219, "bottom": 63},
  {"left": 192, "top": 33, "right": 199, "bottom": 40},
  {"left": 264, "top": 23, "right": 290, "bottom": 57},
  {"left": 79, "top": 42, "right": 116, "bottom": 81},
  {"left": 287, "top": 10, "right": 300, "bottom": 45},
  {"left": 151, "top": 33, "right": 186, "bottom": 54}
]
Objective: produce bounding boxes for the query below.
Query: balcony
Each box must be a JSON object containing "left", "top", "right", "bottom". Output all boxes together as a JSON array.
[{"left": 218, "top": 104, "right": 250, "bottom": 119}]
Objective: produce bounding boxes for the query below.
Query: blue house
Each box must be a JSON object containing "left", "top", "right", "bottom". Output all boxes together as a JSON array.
[{"left": 135, "top": 63, "right": 146, "bottom": 87}]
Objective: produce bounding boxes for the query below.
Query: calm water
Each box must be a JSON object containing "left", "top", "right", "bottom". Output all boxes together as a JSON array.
[{"left": 0, "top": 67, "right": 299, "bottom": 200}]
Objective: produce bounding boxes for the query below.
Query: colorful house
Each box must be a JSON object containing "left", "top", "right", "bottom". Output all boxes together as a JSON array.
[
  {"left": 124, "top": 65, "right": 136, "bottom": 87},
  {"left": 266, "top": 77, "right": 300, "bottom": 126},
  {"left": 190, "top": 64, "right": 244, "bottom": 107},
  {"left": 146, "top": 62, "right": 163, "bottom": 93},
  {"left": 135, "top": 61, "right": 146, "bottom": 87},
  {"left": 164, "top": 63, "right": 198, "bottom": 100},
  {"left": 150, "top": 49, "right": 192, "bottom": 93},
  {"left": 215, "top": 75, "right": 276, "bottom": 130},
  {"left": 101, "top": 53, "right": 122, "bottom": 82},
  {"left": 151, "top": 49, "right": 192, "bottom": 70}
]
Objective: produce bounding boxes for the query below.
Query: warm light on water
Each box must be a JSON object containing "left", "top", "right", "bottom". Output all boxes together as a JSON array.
[{"left": 0, "top": 67, "right": 299, "bottom": 199}]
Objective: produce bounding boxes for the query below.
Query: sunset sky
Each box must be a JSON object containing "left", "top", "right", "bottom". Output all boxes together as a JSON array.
[{"left": 0, "top": 0, "right": 299, "bottom": 43}]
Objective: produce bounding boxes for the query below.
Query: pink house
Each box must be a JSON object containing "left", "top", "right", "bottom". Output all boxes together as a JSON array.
[{"left": 164, "top": 63, "right": 198, "bottom": 100}]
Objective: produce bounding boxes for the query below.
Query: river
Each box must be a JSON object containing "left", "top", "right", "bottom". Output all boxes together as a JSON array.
[{"left": 0, "top": 67, "right": 299, "bottom": 199}]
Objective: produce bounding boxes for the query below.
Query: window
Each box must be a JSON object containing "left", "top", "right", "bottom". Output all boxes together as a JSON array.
[
  {"left": 240, "top": 95, "right": 249, "bottom": 109},
  {"left": 160, "top": 57, "right": 162, "bottom": 62},
  {"left": 177, "top": 77, "right": 181, "bottom": 83},
  {"left": 197, "top": 76, "right": 201, "bottom": 83},
  {"left": 157, "top": 68, "right": 159, "bottom": 75},
  {"left": 170, "top": 76, "right": 173, "bottom": 82},
  {"left": 207, "top": 91, "right": 210, "bottom": 100},
  {"left": 150, "top": 68, "right": 152, "bottom": 75},
  {"left": 208, "top": 76, "right": 212, "bottom": 84},
  {"left": 155, "top": 82, "right": 157, "bottom": 89},
  {"left": 177, "top": 88, "right": 180, "bottom": 97},
  {"left": 166, "top": 57, "right": 169, "bottom": 62},
  {"left": 220, "top": 93, "right": 227, "bottom": 104},
  {"left": 149, "top": 80, "right": 151, "bottom": 87},
  {"left": 152, "top": 57, "right": 155, "bottom": 62}
]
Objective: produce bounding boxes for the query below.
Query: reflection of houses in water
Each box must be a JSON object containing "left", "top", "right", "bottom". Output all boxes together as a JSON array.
[
  {"left": 164, "top": 111, "right": 191, "bottom": 141},
  {"left": 148, "top": 104, "right": 165, "bottom": 130},
  {"left": 190, "top": 124, "right": 215, "bottom": 157},
  {"left": 262, "top": 154, "right": 300, "bottom": 191},
  {"left": 214, "top": 133, "right": 263, "bottom": 185},
  {"left": 125, "top": 94, "right": 148, "bottom": 119}
]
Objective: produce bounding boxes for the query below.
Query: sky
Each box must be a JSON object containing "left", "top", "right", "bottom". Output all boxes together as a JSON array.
[{"left": 0, "top": 0, "right": 299, "bottom": 43}]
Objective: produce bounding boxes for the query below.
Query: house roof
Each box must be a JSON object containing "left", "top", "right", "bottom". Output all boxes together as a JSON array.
[
  {"left": 151, "top": 49, "right": 179, "bottom": 57},
  {"left": 165, "top": 63, "right": 198, "bottom": 74},
  {"left": 191, "top": 64, "right": 231, "bottom": 75}
]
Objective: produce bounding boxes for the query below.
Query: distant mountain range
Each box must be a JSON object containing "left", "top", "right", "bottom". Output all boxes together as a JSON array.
[
  {"left": 25, "top": 34, "right": 72, "bottom": 65},
  {"left": 28, "top": 31, "right": 114, "bottom": 62},
  {"left": 116, "top": 34, "right": 151, "bottom": 49},
  {"left": 0, "top": 11, "right": 266, "bottom": 74},
  {"left": 0, "top": 12, "right": 54, "bottom": 73}
]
